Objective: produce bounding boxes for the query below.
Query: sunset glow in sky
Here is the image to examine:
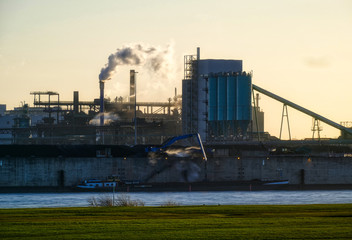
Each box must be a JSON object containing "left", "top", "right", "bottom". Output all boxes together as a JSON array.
[{"left": 1, "top": 0, "right": 351, "bottom": 139}]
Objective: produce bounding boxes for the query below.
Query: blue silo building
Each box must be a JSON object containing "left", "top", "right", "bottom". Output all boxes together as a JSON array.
[{"left": 182, "top": 48, "right": 253, "bottom": 142}]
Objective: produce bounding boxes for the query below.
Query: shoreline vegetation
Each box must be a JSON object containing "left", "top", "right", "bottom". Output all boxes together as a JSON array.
[{"left": 1, "top": 204, "right": 351, "bottom": 239}]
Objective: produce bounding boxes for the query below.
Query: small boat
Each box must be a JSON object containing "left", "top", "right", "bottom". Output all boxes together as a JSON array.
[
  {"left": 76, "top": 179, "right": 118, "bottom": 189},
  {"left": 76, "top": 176, "right": 121, "bottom": 189}
]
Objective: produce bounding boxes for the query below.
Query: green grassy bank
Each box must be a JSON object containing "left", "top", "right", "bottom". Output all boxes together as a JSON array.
[{"left": 1, "top": 204, "right": 352, "bottom": 239}]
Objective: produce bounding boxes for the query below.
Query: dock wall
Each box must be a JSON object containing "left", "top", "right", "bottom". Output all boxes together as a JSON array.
[{"left": 1, "top": 154, "right": 351, "bottom": 187}]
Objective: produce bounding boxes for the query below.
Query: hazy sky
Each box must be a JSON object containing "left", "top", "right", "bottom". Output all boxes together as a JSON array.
[{"left": 1, "top": 0, "right": 351, "bottom": 139}]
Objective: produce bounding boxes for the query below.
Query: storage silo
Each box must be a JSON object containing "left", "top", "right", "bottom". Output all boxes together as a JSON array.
[
  {"left": 226, "top": 74, "right": 236, "bottom": 136},
  {"left": 236, "top": 74, "right": 252, "bottom": 133},
  {"left": 226, "top": 74, "right": 236, "bottom": 120},
  {"left": 217, "top": 75, "right": 227, "bottom": 135},
  {"left": 182, "top": 48, "right": 244, "bottom": 141},
  {"left": 208, "top": 76, "right": 218, "bottom": 121},
  {"left": 208, "top": 75, "right": 218, "bottom": 136},
  {"left": 217, "top": 75, "right": 227, "bottom": 121}
]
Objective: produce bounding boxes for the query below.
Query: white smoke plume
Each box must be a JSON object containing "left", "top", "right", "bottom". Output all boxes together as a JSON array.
[
  {"left": 99, "top": 43, "right": 174, "bottom": 81},
  {"left": 89, "top": 112, "right": 119, "bottom": 126}
]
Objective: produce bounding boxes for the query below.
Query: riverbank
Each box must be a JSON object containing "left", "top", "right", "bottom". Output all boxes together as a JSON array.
[{"left": 1, "top": 204, "right": 351, "bottom": 239}]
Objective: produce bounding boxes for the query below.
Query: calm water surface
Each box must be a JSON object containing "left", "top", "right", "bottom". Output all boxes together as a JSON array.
[{"left": 1, "top": 190, "right": 352, "bottom": 208}]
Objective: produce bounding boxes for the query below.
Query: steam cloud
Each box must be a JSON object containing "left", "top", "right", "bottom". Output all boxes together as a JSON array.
[
  {"left": 89, "top": 112, "right": 119, "bottom": 126},
  {"left": 165, "top": 146, "right": 201, "bottom": 158},
  {"left": 99, "top": 43, "right": 174, "bottom": 81}
]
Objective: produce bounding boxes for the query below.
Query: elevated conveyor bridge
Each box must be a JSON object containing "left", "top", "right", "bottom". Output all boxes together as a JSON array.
[{"left": 252, "top": 84, "right": 352, "bottom": 137}]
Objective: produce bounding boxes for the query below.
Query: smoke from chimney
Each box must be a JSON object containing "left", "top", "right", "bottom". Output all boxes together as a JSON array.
[{"left": 99, "top": 43, "right": 173, "bottom": 81}]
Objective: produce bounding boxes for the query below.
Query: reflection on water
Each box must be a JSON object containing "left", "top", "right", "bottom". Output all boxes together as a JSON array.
[{"left": 0, "top": 190, "right": 351, "bottom": 209}]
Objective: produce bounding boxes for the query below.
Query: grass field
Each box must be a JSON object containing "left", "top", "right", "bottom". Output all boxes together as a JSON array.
[{"left": 1, "top": 204, "right": 352, "bottom": 239}]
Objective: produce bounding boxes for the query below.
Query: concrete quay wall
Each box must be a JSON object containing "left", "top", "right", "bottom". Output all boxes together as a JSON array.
[{"left": 0, "top": 154, "right": 351, "bottom": 187}]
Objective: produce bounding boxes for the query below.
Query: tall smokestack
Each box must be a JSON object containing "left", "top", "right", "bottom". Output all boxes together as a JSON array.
[
  {"left": 129, "top": 70, "right": 138, "bottom": 145},
  {"left": 99, "top": 80, "right": 105, "bottom": 126},
  {"left": 130, "top": 70, "right": 136, "bottom": 105},
  {"left": 73, "top": 91, "right": 79, "bottom": 114}
]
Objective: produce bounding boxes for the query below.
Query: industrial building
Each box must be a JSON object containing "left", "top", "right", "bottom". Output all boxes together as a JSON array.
[
  {"left": 182, "top": 48, "right": 351, "bottom": 142},
  {"left": 182, "top": 48, "right": 264, "bottom": 142},
  {"left": 0, "top": 47, "right": 352, "bottom": 191},
  {"left": 0, "top": 47, "right": 351, "bottom": 145},
  {"left": 0, "top": 78, "right": 182, "bottom": 145}
]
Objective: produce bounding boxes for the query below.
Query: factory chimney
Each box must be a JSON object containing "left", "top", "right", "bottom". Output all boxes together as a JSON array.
[
  {"left": 73, "top": 91, "right": 79, "bottom": 114},
  {"left": 99, "top": 77, "right": 111, "bottom": 127},
  {"left": 129, "top": 70, "right": 138, "bottom": 145},
  {"left": 130, "top": 70, "right": 136, "bottom": 105},
  {"left": 99, "top": 80, "right": 105, "bottom": 126}
]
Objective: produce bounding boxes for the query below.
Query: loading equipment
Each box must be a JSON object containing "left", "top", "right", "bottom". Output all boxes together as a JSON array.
[{"left": 145, "top": 133, "right": 207, "bottom": 161}]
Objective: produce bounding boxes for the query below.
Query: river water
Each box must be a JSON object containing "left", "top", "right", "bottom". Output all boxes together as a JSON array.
[{"left": 0, "top": 190, "right": 352, "bottom": 208}]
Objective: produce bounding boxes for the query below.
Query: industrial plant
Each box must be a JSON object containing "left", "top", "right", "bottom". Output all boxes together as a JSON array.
[
  {"left": 0, "top": 47, "right": 352, "bottom": 191},
  {"left": 0, "top": 74, "right": 181, "bottom": 145}
]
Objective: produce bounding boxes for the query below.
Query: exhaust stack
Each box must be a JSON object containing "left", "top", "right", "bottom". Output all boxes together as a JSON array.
[
  {"left": 73, "top": 91, "right": 79, "bottom": 114},
  {"left": 99, "top": 80, "right": 105, "bottom": 126},
  {"left": 130, "top": 70, "right": 136, "bottom": 105},
  {"left": 130, "top": 70, "right": 138, "bottom": 145}
]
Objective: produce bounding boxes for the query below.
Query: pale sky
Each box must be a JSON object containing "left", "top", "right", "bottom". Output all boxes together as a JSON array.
[{"left": 1, "top": 0, "right": 351, "bottom": 139}]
